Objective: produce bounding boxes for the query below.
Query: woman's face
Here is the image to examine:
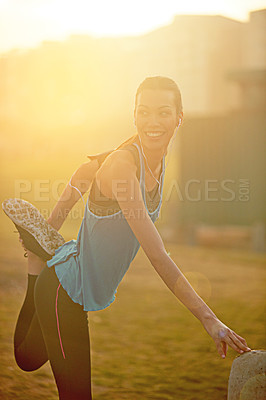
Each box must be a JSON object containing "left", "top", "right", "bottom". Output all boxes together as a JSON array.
[{"left": 134, "top": 89, "right": 180, "bottom": 153}]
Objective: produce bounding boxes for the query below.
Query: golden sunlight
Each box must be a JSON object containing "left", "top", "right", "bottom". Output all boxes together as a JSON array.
[
  {"left": 0, "top": 0, "right": 265, "bottom": 52},
  {"left": 27, "top": 0, "right": 266, "bottom": 36}
]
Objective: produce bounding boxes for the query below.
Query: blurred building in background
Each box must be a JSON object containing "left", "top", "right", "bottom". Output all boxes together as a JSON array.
[
  {"left": 227, "top": 8, "right": 266, "bottom": 111},
  {"left": 170, "top": 9, "right": 266, "bottom": 251},
  {"left": 1, "top": 10, "right": 264, "bottom": 128},
  {"left": 0, "top": 9, "right": 265, "bottom": 250}
]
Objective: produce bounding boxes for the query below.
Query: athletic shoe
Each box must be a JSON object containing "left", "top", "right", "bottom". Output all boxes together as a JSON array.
[{"left": 2, "top": 198, "right": 65, "bottom": 261}]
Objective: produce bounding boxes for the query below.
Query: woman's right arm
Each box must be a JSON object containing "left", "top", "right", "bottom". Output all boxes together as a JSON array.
[{"left": 47, "top": 159, "right": 99, "bottom": 231}]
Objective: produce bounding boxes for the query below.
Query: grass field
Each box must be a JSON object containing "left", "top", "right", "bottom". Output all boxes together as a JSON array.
[
  {"left": 0, "top": 237, "right": 265, "bottom": 400},
  {"left": 0, "top": 154, "right": 265, "bottom": 399}
]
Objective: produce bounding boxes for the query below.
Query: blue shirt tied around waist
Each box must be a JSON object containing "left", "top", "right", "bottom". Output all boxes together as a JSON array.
[{"left": 47, "top": 143, "right": 166, "bottom": 311}]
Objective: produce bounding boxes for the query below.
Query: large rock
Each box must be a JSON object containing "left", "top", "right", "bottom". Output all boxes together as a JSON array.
[{"left": 228, "top": 350, "right": 266, "bottom": 399}]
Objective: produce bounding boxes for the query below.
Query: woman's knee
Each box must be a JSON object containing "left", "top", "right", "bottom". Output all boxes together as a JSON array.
[{"left": 14, "top": 347, "right": 43, "bottom": 372}]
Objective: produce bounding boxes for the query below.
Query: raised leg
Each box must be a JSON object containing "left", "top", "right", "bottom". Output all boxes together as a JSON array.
[{"left": 14, "top": 253, "right": 48, "bottom": 371}]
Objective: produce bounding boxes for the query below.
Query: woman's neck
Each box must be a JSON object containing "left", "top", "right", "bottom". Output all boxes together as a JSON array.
[{"left": 136, "top": 136, "right": 165, "bottom": 172}]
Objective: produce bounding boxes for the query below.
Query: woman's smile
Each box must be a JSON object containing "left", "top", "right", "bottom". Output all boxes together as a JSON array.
[{"left": 145, "top": 131, "right": 165, "bottom": 138}]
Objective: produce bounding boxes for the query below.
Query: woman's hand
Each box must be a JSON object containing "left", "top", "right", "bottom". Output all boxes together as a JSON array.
[{"left": 202, "top": 316, "right": 251, "bottom": 358}]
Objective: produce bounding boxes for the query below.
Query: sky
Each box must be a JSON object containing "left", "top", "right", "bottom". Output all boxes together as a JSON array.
[{"left": 0, "top": 0, "right": 266, "bottom": 53}]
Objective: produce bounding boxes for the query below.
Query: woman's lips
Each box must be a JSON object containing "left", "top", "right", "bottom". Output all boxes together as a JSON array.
[{"left": 145, "top": 131, "right": 164, "bottom": 137}]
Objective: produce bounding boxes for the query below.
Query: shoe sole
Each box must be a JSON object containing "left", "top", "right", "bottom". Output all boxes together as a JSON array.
[
  {"left": 15, "top": 224, "right": 54, "bottom": 261},
  {"left": 2, "top": 198, "right": 65, "bottom": 256}
]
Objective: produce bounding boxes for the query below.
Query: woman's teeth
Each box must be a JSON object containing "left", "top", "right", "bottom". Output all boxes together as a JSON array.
[{"left": 146, "top": 132, "right": 164, "bottom": 137}]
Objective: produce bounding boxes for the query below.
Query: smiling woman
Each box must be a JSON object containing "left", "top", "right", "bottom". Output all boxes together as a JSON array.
[{"left": 2, "top": 76, "right": 251, "bottom": 400}]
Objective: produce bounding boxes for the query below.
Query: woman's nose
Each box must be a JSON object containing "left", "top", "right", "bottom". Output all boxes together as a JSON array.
[{"left": 147, "top": 113, "right": 160, "bottom": 126}]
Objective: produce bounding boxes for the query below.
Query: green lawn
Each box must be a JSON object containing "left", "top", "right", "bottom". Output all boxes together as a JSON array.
[
  {"left": 0, "top": 236, "right": 265, "bottom": 400},
  {"left": 0, "top": 153, "right": 265, "bottom": 399}
]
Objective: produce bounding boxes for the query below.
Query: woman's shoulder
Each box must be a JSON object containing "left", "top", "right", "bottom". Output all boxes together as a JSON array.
[
  {"left": 110, "top": 138, "right": 141, "bottom": 179},
  {"left": 98, "top": 148, "right": 137, "bottom": 179},
  {"left": 91, "top": 149, "right": 136, "bottom": 201},
  {"left": 87, "top": 135, "right": 139, "bottom": 167}
]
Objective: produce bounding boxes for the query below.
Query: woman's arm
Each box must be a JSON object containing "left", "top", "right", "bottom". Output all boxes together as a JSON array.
[
  {"left": 47, "top": 159, "right": 99, "bottom": 231},
  {"left": 97, "top": 151, "right": 251, "bottom": 358}
]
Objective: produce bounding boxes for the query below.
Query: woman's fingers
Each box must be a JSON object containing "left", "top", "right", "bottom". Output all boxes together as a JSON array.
[
  {"left": 18, "top": 235, "right": 27, "bottom": 251},
  {"left": 232, "top": 331, "right": 248, "bottom": 347},
  {"left": 216, "top": 341, "right": 228, "bottom": 358},
  {"left": 221, "top": 341, "right": 228, "bottom": 357},
  {"left": 210, "top": 322, "right": 251, "bottom": 359},
  {"left": 215, "top": 338, "right": 227, "bottom": 358},
  {"left": 216, "top": 328, "right": 229, "bottom": 358},
  {"left": 216, "top": 330, "right": 251, "bottom": 357},
  {"left": 215, "top": 327, "right": 251, "bottom": 358},
  {"left": 228, "top": 331, "right": 251, "bottom": 352},
  {"left": 226, "top": 335, "right": 245, "bottom": 354},
  {"left": 216, "top": 336, "right": 241, "bottom": 358}
]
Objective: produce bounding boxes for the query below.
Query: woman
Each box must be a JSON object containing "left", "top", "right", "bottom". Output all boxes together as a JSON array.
[{"left": 2, "top": 76, "right": 251, "bottom": 400}]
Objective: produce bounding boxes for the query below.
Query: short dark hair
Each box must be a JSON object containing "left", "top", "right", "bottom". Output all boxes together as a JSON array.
[{"left": 135, "top": 76, "right": 183, "bottom": 114}]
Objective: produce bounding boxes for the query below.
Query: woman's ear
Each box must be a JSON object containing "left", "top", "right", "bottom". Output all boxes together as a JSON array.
[{"left": 177, "top": 112, "right": 184, "bottom": 127}]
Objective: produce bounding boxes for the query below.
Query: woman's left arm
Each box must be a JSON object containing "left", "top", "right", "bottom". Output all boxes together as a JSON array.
[{"left": 101, "top": 153, "right": 251, "bottom": 359}]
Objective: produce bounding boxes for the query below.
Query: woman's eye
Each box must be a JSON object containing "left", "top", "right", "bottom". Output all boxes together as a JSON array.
[
  {"left": 160, "top": 111, "right": 170, "bottom": 116},
  {"left": 139, "top": 110, "right": 148, "bottom": 116}
]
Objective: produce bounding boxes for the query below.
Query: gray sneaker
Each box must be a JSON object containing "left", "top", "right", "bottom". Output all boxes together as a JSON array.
[{"left": 2, "top": 198, "right": 65, "bottom": 260}]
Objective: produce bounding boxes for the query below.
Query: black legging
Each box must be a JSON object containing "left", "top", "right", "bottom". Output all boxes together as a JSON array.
[{"left": 14, "top": 265, "right": 92, "bottom": 400}]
